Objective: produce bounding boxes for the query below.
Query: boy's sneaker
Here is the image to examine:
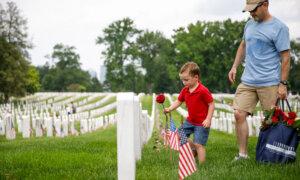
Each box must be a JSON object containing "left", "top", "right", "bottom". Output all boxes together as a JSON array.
[{"left": 232, "top": 154, "right": 249, "bottom": 162}]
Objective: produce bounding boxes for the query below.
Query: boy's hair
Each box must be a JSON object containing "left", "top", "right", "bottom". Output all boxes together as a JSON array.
[{"left": 180, "top": 61, "right": 200, "bottom": 77}]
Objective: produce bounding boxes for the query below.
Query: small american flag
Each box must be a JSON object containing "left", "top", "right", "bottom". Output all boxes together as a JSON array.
[
  {"left": 178, "top": 128, "right": 197, "bottom": 179},
  {"left": 169, "top": 118, "right": 179, "bottom": 151}
]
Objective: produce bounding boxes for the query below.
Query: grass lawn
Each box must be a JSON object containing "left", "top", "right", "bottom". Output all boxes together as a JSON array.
[
  {"left": 1, "top": 94, "right": 299, "bottom": 179},
  {"left": 0, "top": 126, "right": 117, "bottom": 179},
  {"left": 136, "top": 128, "right": 300, "bottom": 179},
  {"left": 136, "top": 98, "right": 300, "bottom": 179}
]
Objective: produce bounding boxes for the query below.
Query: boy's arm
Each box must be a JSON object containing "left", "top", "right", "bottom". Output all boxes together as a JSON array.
[
  {"left": 202, "top": 102, "right": 215, "bottom": 128},
  {"left": 164, "top": 100, "right": 182, "bottom": 113}
]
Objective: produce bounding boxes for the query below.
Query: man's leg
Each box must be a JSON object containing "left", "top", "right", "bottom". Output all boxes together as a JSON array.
[
  {"left": 233, "top": 83, "right": 258, "bottom": 159},
  {"left": 234, "top": 110, "right": 249, "bottom": 156}
]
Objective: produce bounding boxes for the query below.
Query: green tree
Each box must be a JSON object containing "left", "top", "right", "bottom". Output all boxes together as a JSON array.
[
  {"left": 25, "top": 65, "right": 41, "bottom": 94},
  {"left": 89, "top": 77, "right": 103, "bottom": 92},
  {"left": 40, "top": 44, "right": 92, "bottom": 92},
  {"left": 0, "top": 2, "right": 32, "bottom": 57},
  {"left": 96, "top": 17, "right": 141, "bottom": 92},
  {"left": 0, "top": 2, "right": 35, "bottom": 102},
  {"left": 135, "top": 31, "right": 177, "bottom": 93},
  {"left": 290, "top": 40, "right": 300, "bottom": 93},
  {"left": 0, "top": 37, "right": 29, "bottom": 102},
  {"left": 173, "top": 19, "right": 245, "bottom": 93}
]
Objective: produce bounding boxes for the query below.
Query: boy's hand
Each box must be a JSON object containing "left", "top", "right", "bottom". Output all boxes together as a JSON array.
[
  {"left": 202, "top": 119, "right": 211, "bottom": 128},
  {"left": 164, "top": 108, "right": 171, "bottom": 113}
]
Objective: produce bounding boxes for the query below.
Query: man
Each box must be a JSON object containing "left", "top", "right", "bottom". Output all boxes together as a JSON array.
[{"left": 228, "top": 0, "right": 290, "bottom": 161}]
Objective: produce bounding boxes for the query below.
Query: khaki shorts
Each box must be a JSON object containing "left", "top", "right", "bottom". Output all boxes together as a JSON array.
[{"left": 233, "top": 83, "right": 278, "bottom": 114}]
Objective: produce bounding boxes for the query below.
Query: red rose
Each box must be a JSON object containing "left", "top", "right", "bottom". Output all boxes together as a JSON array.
[
  {"left": 287, "top": 119, "right": 295, "bottom": 126},
  {"left": 282, "top": 112, "right": 289, "bottom": 122},
  {"left": 274, "top": 108, "right": 282, "bottom": 117},
  {"left": 271, "top": 116, "right": 278, "bottom": 123},
  {"left": 156, "top": 93, "right": 165, "bottom": 104},
  {"left": 288, "top": 112, "right": 297, "bottom": 120}
]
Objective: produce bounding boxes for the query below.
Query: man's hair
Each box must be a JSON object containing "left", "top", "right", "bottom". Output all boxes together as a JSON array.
[{"left": 180, "top": 61, "right": 200, "bottom": 77}]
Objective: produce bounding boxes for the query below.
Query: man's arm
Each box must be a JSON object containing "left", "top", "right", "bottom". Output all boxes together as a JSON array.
[
  {"left": 164, "top": 100, "right": 182, "bottom": 113},
  {"left": 202, "top": 102, "right": 215, "bottom": 128},
  {"left": 278, "top": 50, "right": 290, "bottom": 99},
  {"left": 228, "top": 40, "right": 246, "bottom": 84}
]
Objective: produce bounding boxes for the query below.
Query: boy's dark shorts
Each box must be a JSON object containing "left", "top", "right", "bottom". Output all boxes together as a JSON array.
[{"left": 180, "top": 120, "right": 210, "bottom": 146}]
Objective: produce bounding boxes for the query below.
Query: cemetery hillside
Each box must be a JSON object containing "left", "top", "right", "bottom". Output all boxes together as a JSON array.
[{"left": 1, "top": 1, "right": 300, "bottom": 179}]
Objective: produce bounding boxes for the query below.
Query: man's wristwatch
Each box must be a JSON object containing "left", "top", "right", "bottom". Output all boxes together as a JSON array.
[{"left": 280, "top": 80, "right": 288, "bottom": 86}]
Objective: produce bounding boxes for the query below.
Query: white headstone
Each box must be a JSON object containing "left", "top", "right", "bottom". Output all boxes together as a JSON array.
[
  {"left": 62, "top": 118, "right": 68, "bottom": 137},
  {"left": 117, "top": 92, "right": 136, "bottom": 180},
  {"left": 54, "top": 117, "right": 62, "bottom": 137},
  {"left": 22, "top": 115, "right": 30, "bottom": 138},
  {"left": 45, "top": 117, "right": 53, "bottom": 137},
  {"left": 5, "top": 114, "right": 16, "bottom": 140},
  {"left": 35, "top": 118, "right": 43, "bottom": 137},
  {"left": 0, "top": 119, "right": 4, "bottom": 135}
]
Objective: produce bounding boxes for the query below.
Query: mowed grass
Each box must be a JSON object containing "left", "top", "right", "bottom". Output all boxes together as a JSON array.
[
  {"left": 1, "top": 94, "right": 300, "bottom": 179},
  {"left": 0, "top": 126, "right": 117, "bottom": 179},
  {"left": 136, "top": 96, "right": 300, "bottom": 179},
  {"left": 137, "top": 129, "right": 300, "bottom": 179}
]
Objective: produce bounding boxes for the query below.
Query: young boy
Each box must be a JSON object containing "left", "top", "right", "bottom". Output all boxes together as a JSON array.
[{"left": 164, "top": 61, "right": 214, "bottom": 164}]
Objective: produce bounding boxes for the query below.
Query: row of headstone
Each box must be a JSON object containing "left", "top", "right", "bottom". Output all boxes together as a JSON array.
[
  {"left": 167, "top": 94, "right": 266, "bottom": 137},
  {"left": 0, "top": 112, "right": 116, "bottom": 140},
  {"left": 76, "top": 94, "right": 115, "bottom": 112},
  {"left": 89, "top": 102, "right": 117, "bottom": 118}
]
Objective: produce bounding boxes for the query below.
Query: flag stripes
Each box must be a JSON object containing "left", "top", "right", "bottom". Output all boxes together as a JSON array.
[
  {"left": 169, "top": 118, "right": 179, "bottom": 150},
  {"left": 178, "top": 128, "right": 197, "bottom": 179}
]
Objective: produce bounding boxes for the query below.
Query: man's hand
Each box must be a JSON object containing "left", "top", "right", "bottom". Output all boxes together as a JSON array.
[
  {"left": 228, "top": 67, "right": 237, "bottom": 84},
  {"left": 202, "top": 119, "right": 211, "bottom": 128},
  {"left": 278, "top": 84, "right": 287, "bottom": 99}
]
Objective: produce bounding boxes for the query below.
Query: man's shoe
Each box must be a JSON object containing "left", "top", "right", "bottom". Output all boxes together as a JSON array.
[{"left": 232, "top": 154, "right": 249, "bottom": 162}]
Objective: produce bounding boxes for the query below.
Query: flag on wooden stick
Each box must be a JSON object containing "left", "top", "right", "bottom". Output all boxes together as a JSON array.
[
  {"left": 169, "top": 118, "right": 179, "bottom": 151},
  {"left": 178, "top": 128, "right": 197, "bottom": 179}
]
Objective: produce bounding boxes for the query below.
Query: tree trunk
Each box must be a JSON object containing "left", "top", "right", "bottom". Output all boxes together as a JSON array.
[{"left": 4, "top": 93, "right": 9, "bottom": 104}]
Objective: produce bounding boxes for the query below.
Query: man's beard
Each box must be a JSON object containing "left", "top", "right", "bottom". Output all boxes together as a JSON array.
[{"left": 252, "top": 16, "right": 262, "bottom": 22}]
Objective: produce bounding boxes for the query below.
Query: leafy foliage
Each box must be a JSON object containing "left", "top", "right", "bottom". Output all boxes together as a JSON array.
[
  {"left": 0, "top": 2, "right": 32, "bottom": 57},
  {"left": 38, "top": 44, "right": 99, "bottom": 92},
  {"left": 136, "top": 31, "right": 178, "bottom": 93},
  {"left": 289, "top": 40, "right": 300, "bottom": 93},
  {"left": 173, "top": 19, "right": 246, "bottom": 93},
  {"left": 96, "top": 17, "right": 143, "bottom": 92},
  {"left": 0, "top": 2, "right": 38, "bottom": 102}
]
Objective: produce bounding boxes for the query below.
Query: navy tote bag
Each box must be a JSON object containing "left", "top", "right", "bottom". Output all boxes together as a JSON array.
[{"left": 256, "top": 99, "right": 299, "bottom": 163}]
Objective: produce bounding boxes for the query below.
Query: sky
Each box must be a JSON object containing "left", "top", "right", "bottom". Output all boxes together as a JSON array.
[{"left": 2, "top": 0, "right": 300, "bottom": 75}]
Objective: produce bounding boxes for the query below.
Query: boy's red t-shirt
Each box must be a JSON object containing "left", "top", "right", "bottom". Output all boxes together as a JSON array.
[{"left": 178, "top": 83, "right": 213, "bottom": 126}]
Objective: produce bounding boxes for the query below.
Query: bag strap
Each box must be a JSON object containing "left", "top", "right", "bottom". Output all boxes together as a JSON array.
[
  {"left": 275, "top": 98, "right": 292, "bottom": 112},
  {"left": 285, "top": 99, "right": 292, "bottom": 112}
]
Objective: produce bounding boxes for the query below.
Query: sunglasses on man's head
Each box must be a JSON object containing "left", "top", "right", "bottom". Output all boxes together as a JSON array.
[{"left": 249, "top": 1, "right": 265, "bottom": 13}]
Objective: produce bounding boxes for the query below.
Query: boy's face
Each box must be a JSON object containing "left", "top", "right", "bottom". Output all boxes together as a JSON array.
[{"left": 179, "top": 71, "right": 199, "bottom": 88}]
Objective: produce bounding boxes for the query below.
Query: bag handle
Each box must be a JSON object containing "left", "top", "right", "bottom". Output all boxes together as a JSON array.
[{"left": 275, "top": 98, "right": 292, "bottom": 112}]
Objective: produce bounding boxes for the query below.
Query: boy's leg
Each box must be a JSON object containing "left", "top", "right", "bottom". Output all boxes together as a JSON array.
[
  {"left": 233, "top": 84, "right": 258, "bottom": 158},
  {"left": 187, "top": 139, "right": 197, "bottom": 157},
  {"left": 195, "top": 143, "right": 205, "bottom": 164},
  {"left": 193, "top": 126, "right": 210, "bottom": 163}
]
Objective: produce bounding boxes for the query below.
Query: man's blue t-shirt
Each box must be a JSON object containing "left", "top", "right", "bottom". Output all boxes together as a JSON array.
[{"left": 241, "top": 17, "right": 290, "bottom": 87}]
